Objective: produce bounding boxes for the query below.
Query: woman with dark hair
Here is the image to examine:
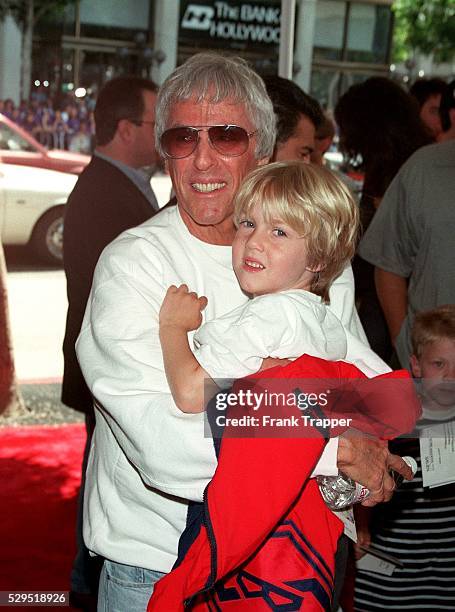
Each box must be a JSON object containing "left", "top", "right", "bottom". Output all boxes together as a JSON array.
[{"left": 335, "top": 77, "right": 431, "bottom": 361}]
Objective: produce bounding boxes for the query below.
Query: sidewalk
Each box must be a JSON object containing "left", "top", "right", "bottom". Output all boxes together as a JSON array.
[{"left": 3, "top": 267, "right": 83, "bottom": 426}]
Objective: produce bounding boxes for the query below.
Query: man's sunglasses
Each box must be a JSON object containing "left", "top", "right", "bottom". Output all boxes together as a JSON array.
[{"left": 160, "top": 125, "right": 256, "bottom": 159}]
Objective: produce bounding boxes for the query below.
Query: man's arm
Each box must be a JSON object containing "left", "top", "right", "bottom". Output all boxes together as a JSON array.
[
  {"left": 374, "top": 267, "right": 408, "bottom": 346},
  {"left": 76, "top": 242, "right": 217, "bottom": 502}
]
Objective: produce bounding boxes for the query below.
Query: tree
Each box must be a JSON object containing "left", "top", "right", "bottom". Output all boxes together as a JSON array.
[
  {"left": 0, "top": 0, "right": 76, "bottom": 100},
  {"left": 392, "top": 0, "right": 455, "bottom": 64},
  {"left": 0, "top": 243, "right": 25, "bottom": 417}
]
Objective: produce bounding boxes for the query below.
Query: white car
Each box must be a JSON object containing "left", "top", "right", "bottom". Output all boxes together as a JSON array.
[
  {"left": 0, "top": 163, "right": 172, "bottom": 265},
  {"left": 0, "top": 163, "right": 77, "bottom": 264}
]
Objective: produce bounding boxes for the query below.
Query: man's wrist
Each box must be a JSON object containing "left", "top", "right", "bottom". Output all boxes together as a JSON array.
[{"left": 310, "top": 437, "right": 339, "bottom": 477}]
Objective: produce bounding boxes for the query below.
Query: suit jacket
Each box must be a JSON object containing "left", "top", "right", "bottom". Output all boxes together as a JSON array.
[{"left": 62, "top": 155, "right": 158, "bottom": 413}]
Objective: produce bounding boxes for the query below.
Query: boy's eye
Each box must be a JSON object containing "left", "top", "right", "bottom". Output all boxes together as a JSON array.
[
  {"left": 273, "top": 228, "right": 287, "bottom": 237},
  {"left": 432, "top": 360, "right": 444, "bottom": 368},
  {"left": 239, "top": 219, "right": 254, "bottom": 228}
]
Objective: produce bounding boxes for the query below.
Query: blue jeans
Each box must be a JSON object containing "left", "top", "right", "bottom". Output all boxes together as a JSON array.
[{"left": 97, "top": 560, "right": 165, "bottom": 612}]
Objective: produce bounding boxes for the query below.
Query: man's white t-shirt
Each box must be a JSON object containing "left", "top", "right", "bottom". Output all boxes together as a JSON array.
[{"left": 77, "top": 205, "right": 384, "bottom": 572}]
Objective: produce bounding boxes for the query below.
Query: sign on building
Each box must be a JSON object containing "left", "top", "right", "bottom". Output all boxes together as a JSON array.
[{"left": 179, "top": 0, "right": 281, "bottom": 50}]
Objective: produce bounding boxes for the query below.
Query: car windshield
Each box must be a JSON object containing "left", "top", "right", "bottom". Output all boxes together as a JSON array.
[{"left": 0, "top": 124, "right": 37, "bottom": 152}]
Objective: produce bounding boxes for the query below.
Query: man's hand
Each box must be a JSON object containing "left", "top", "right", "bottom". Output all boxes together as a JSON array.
[
  {"left": 337, "top": 432, "right": 413, "bottom": 507},
  {"left": 159, "top": 284, "right": 208, "bottom": 332}
]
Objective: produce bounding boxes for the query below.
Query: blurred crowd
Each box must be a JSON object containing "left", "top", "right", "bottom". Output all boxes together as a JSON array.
[
  {"left": 0, "top": 76, "right": 452, "bottom": 159},
  {"left": 0, "top": 93, "right": 96, "bottom": 154}
]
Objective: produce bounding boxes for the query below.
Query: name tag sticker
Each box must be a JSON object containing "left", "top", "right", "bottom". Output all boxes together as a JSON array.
[
  {"left": 356, "top": 545, "right": 402, "bottom": 576},
  {"left": 333, "top": 507, "right": 357, "bottom": 542},
  {"left": 420, "top": 422, "right": 455, "bottom": 488}
]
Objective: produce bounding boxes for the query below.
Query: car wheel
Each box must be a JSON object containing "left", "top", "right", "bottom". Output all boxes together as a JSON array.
[{"left": 30, "top": 206, "right": 64, "bottom": 265}]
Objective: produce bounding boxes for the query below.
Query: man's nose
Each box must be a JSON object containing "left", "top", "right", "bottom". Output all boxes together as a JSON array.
[{"left": 193, "top": 131, "right": 216, "bottom": 170}]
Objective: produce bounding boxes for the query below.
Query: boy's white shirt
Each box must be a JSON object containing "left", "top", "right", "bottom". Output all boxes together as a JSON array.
[
  {"left": 194, "top": 289, "right": 388, "bottom": 385},
  {"left": 76, "top": 205, "right": 388, "bottom": 572}
]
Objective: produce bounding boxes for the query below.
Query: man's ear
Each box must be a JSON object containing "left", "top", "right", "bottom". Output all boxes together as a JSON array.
[
  {"left": 410, "top": 354, "right": 421, "bottom": 378},
  {"left": 117, "top": 118, "right": 133, "bottom": 143},
  {"left": 319, "top": 135, "right": 333, "bottom": 156}
]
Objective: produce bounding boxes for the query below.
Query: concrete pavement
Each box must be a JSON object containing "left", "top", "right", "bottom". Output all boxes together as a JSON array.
[
  {"left": 7, "top": 268, "right": 66, "bottom": 382},
  {"left": 4, "top": 263, "right": 83, "bottom": 425}
]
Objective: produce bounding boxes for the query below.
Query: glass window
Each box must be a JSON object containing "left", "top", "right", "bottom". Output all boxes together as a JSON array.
[
  {"left": 78, "top": 50, "right": 141, "bottom": 92},
  {"left": 311, "top": 68, "right": 387, "bottom": 111},
  {"left": 346, "top": 3, "right": 392, "bottom": 63},
  {"left": 339, "top": 70, "right": 374, "bottom": 94},
  {"left": 79, "top": 0, "right": 150, "bottom": 41},
  {"left": 313, "top": 0, "right": 346, "bottom": 62},
  {"left": 310, "top": 69, "right": 341, "bottom": 109},
  {"left": 0, "top": 124, "right": 36, "bottom": 152}
]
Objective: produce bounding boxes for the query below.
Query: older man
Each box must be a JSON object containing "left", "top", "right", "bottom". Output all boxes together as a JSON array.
[
  {"left": 62, "top": 76, "right": 159, "bottom": 609},
  {"left": 77, "top": 54, "right": 411, "bottom": 611}
]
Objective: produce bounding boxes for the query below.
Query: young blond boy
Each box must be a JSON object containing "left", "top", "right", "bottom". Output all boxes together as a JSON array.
[
  {"left": 151, "top": 162, "right": 417, "bottom": 611},
  {"left": 159, "top": 161, "right": 388, "bottom": 413}
]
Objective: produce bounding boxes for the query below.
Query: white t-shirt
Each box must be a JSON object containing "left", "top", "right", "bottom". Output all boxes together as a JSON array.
[
  {"left": 76, "top": 205, "right": 383, "bottom": 573},
  {"left": 195, "top": 290, "right": 345, "bottom": 385},
  {"left": 195, "top": 290, "right": 386, "bottom": 386}
]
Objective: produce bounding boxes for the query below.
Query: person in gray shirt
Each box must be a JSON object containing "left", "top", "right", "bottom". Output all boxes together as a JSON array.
[{"left": 358, "top": 139, "right": 455, "bottom": 369}]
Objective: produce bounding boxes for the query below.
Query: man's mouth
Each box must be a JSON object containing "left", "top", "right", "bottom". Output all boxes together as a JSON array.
[
  {"left": 244, "top": 258, "right": 265, "bottom": 270},
  {"left": 191, "top": 182, "right": 226, "bottom": 193}
]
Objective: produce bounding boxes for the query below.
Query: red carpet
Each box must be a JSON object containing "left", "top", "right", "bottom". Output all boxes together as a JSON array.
[{"left": 0, "top": 424, "right": 85, "bottom": 596}]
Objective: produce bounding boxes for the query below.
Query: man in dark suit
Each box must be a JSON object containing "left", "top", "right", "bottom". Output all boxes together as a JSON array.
[{"left": 61, "top": 76, "right": 159, "bottom": 610}]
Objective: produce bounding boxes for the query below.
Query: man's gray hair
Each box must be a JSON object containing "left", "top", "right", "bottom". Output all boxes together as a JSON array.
[{"left": 155, "top": 52, "right": 276, "bottom": 160}]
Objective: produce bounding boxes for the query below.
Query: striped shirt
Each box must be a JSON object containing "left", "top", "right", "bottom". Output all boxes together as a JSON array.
[{"left": 354, "top": 410, "right": 455, "bottom": 611}]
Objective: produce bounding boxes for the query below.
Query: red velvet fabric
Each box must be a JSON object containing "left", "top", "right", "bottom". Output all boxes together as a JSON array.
[{"left": 0, "top": 424, "right": 84, "bottom": 596}]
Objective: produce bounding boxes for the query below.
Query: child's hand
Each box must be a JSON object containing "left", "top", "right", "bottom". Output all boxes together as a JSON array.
[{"left": 159, "top": 284, "right": 208, "bottom": 332}]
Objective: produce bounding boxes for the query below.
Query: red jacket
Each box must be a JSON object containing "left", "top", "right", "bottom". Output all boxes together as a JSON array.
[{"left": 148, "top": 355, "right": 419, "bottom": 611}]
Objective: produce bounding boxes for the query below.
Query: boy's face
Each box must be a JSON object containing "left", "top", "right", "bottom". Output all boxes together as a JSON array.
[
  {"left": 232, "top": 203, "right": 319, "bottom": 297},
  {"left": 410, "top": 338, "right": 455, "bottom": 408}
]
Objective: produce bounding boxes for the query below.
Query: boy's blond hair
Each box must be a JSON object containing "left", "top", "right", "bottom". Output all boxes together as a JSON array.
[
  {"left": 411, "top": 305, "right": 455, "bottom": 358},
  {"left": 233, "top": 161, "right": 359, "bottom": 303}
]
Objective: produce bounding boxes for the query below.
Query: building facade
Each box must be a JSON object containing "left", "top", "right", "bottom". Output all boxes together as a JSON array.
[{"left": 3, "top": 0, "right": 395, "bottom": 109}]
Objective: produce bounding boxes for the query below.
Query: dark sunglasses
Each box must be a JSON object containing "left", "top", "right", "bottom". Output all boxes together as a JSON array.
[{"left": 161, "top": 125, "right": 256, "bottom": 159}]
